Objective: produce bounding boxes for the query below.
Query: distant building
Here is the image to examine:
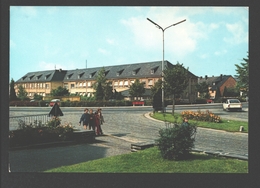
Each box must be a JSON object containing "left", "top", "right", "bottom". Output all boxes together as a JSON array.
[
  {"left": 198, "top": 75, "right": 237, "bottom": 99},
  {"left": 15, "top": 60, "right": 198, "bottom": 102}
]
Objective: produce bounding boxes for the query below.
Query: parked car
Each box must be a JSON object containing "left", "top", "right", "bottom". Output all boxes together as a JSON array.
[
  {"left": 222, "top": 98, "right": 242, "bottom": 111},
  {"left": 206, "top": 99, "right": 214, "bottom": 103},
  {"left": 49, "top": 99, "right": 60, "bottom": 107}
]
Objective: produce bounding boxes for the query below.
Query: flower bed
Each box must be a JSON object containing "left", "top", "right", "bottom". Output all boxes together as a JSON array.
[
  {"left": 9, "top": 121, "right": 74, "bottom": 148},
  {"left": 181, "top": 110, "right": 221, "bottom": 123}
]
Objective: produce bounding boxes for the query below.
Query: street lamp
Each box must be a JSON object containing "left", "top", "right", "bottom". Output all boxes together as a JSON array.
[{"left": 147, "top": 18, "right": 186, "bottom": 112}]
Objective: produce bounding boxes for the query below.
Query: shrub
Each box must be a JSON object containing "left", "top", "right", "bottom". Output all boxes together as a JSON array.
[
  {"left": 156, "top": 123, "right": 197, "bottom": 160},
  {"left": 9, "top": 118, "right": 74, "bottom": 147}
]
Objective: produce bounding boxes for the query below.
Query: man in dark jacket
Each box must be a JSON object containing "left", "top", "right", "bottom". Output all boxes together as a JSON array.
[{"left": 79, "top": 108, "right": 90, "bottom": 129}]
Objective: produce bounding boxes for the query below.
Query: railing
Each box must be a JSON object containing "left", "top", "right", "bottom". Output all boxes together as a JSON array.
[{"left": 9, "top": 114, "right": 51, "bottom": 131}]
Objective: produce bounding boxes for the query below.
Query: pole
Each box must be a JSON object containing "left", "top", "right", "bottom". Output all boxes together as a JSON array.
[
  {"left": 162, "top": 30, "right": 165, "bottom": 112},
  {"left": 147, "top": 18, "right": 186, "bottom": 113}
]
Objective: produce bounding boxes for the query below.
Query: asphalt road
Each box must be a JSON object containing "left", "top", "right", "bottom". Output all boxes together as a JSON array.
[{"left": 8, "top": 104, "right": 248, "bottom": 172}]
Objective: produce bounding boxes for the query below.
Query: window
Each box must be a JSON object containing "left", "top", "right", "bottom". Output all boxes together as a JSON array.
[
  {"left": 124, "top": 81, "right": 128, "bottom": 86},
  {"left": 71, "top": 84, "right": 75, "bottom": 88},
  {"left": 45, "top": 84, "right": 49, "bottom": 89},
  {"left": 148, "top": 79, "right": 153, "bottom": 85},
  {"left": 87, "top": 82, "right": 92, "bottom": 87}
]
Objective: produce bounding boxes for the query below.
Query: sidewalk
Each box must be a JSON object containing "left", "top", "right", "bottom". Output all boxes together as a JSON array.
[{"left": 9, "top": 134, "right": 133, "bottom": 172}]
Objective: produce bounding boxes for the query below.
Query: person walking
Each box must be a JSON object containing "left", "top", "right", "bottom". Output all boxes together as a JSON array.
[
  {"left": 79, "top": 108, "right": 90, "bottom": 129},
  {"left": 97, "top": 108, "right": 105, "bottom": 135},
  {"left": 94, "top": 110, "right": 102, "bottom": 136},
  {"left": 89, "top": 109, "right": 96, "bottom": 131}
]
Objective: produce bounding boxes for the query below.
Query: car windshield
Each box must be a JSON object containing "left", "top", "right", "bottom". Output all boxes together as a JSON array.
[{"left": 230, "top": 99, "right": 240, "bottom": 103}]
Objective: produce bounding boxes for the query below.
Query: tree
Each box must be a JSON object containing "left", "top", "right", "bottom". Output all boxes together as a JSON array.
[
  {"left": 50, "top": 86, "right": 69, "bottom": 96},
  {"left": 17, "top": 85, "right": 29, "bottom": 101},
  {"left": 235, "top": 53, "right": 249, "bottom": 97},
  {"left": 196, "top": 81, "right": 209, "bottom": 98},
  {"left": 103, "top": 81, "right": 113, "bottom": 100},
  {"left": 95, "top": 82, "right": 103, "bottom": 101},
  {"left": 151, "top": 79, "right": 162, "bottom": 111},
  {"left": 163, "top": 63, "right": 189, "bottom": 115},
  {"left": 129, "top": 79, "right": 145, "bottom": 100},
  {"left": 33, "top": 93, "right": 43, "bottom": 101},
  {"left": 9, "top": 78, "right": 18, "bottom": 101},
  {"left": 93, "top": 67, "right": 113, "bottom": 101}
]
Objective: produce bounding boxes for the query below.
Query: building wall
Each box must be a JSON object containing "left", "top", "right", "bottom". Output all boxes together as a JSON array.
[{"left": 219, "top": 77, "right": 237, "bottom": 96}]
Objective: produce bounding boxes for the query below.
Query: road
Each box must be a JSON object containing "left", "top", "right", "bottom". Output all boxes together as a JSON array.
[{"left": 9, "top": 103, "right": 248, "bottom": 153}]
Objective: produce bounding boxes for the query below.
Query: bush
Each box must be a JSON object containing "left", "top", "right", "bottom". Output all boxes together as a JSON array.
[
  {"left": 9, "top": 119, "right": 74, "bottom": 147},
  {"left": 156, "top": 123, "right": 197, "bottom": 160}
]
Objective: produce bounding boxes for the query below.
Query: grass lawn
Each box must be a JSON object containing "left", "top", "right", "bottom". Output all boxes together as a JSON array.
[
  {"left": 151, "top": 112, "right": 248, "bottom": 133},
  {"left": 45, "top": 146, "right": 248, "bottom": 173}
]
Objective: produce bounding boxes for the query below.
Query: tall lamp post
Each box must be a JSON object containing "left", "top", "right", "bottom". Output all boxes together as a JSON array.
[{"left": 147, "top": 18, "right": 186, "bottom": 112}]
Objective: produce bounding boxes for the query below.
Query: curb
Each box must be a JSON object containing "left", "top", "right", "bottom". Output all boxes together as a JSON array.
[{"left": 144, "top": 112, "right": 248, "bottom": 161}]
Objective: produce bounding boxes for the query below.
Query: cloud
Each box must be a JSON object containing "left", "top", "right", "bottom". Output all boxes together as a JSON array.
[
  {"left": 98, "top": 48, "right": 110, "bottom": 55},
  {"left": 121, "top": 15, "right": 208, "bottom": 58},
  {"left": 224, "top": 22, "right": 248, "bottom": 45},
  {"left": 106, "top": 38, "right": 116, "bottom": 45}
]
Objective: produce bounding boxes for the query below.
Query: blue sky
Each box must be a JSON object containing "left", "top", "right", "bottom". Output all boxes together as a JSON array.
[{"left": 10, "top": 6, "right": 248, "bottom": 82}]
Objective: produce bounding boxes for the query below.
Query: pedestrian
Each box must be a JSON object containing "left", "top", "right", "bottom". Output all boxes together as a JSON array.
[
  {"left": 94, "top": 110, "right": 101, "bottom": 136},
  {"left": 181, "top": 117, "right": 190, "bottom": 127},
  {"left": 89, "top": 109, "right": 96, "bottom": 131},
  {"left": 79, "top": 108, "right": 90, "bottom": 129},
  {"left": 97, "top": 108, "right": 105, "bottom": 135}
]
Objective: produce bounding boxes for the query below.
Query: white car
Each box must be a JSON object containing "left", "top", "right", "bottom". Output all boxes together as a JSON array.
[{"left": 223, "top": 99, "right": 242, "bottom": 111}]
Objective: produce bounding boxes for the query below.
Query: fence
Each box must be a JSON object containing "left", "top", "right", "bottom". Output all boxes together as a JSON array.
[{"left": 9, "top": 114, "right": 51, "bottom": 131}]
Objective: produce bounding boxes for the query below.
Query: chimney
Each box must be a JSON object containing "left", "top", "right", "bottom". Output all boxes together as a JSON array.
[{"left": 205, "top": 75, "right": 208, "bottom": 80}]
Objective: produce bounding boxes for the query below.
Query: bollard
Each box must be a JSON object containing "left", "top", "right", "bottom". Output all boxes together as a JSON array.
[{"left": 239, "top": 126, "right": 244, "bottom": 132}]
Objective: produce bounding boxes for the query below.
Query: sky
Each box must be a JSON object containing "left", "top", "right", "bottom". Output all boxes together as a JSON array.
[{"left": 10, "top": 6, "right": 248, "bottom": 82}]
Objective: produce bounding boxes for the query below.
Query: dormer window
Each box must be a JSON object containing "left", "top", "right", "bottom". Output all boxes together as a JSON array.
[
  {"left": 36, "top": 74, "right": 42, "bottom": 80},
  {"left": 132, "top": 68, "right": 140, "bottom": 75},
  {"left": 67, "top": 74, "right": 73, "bottom": 79},
  {"left": 45, "top": 74, "right": 51, "bottom": 80},
  {"left": 78, "top": 72, "right": 84, "bottom": 79},
  {"left": 29, "top": 75, "right": 34, "bottom": 80},
  {"left": 116, "top": 69, "right": 124, "bottom": 76},
  {"left": 22, "top": 76, "right": 27, "bottom": 80},
  {"left": 150, "top": 66, "right": 159, "bottom": 74},
  {"left": 89, "top": 71, "right": 96, "bottom": 78}
]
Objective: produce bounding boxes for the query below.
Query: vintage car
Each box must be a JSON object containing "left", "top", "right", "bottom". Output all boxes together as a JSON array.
[
  {"left": 222, "top": 98, "right": 242, "bottom": 111},
  {"left": 49, "top": 99, "right": 60, "bottom": 107}
]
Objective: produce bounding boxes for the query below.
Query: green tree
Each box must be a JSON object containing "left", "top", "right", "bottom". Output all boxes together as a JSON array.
[
  {"left": 129, "top": 79, "right": 145, "bottom": 100},
  {"left": 103, "top": 81, "right": 113, "bottom": 100},
  {"left": 163, "top": 62, "right": 189, "bottom": 115},
  {"left": 9, "top": 78, "right": 18, "bottom": 101},
  {"left": 196, "top": 81, "right": 209, "bottom": 98},
  {"left": 93, "top": 67, "right": 113, "bottom": 101},
  {"left": 235, "top": 53, "right": 249, "bottom": 96},
  {"left": 95, "top": 82, "right": 104, "bottom": 101},
  {"left": 50, "top": 86, "right": 69, "bottom": 96},
  {"left": 33, "top": 93, "right": 43, "bottom": 101},
  {"left": 17, "top": 85, "right": 29, "bottom": 101},
  {"left": 151, "top": 79, "right": 163, "bottom": 111}
]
